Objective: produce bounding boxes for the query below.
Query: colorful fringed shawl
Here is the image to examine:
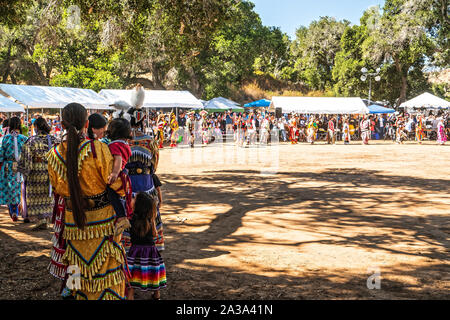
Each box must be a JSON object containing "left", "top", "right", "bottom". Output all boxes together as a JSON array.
[{"left": 47, "top": 139, "right": 127, "bottom": 300}]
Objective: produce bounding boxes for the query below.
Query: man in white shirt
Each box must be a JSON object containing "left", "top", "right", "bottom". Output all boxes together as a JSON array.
[
  {"left": 278, "top": 118, "right": 287, "bottom": 142},
  {"left": 378, "top": 115, "right": 384, "bottom": 139}
]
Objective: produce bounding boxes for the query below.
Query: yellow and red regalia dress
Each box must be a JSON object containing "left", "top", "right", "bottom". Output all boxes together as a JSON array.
[
  {"left": 170, "top": 117, "right": 179, "bottom": 147},
  {"left": 416, "top": 117, "right": 424, "bottom": 143},
  {"left": 47, "top": 139, "right": 127, "bottom": 300}
]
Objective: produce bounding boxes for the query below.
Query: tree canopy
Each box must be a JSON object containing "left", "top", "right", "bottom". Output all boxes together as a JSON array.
[{"left": 0, "top": 0, "right": 448, "bottom": 105}]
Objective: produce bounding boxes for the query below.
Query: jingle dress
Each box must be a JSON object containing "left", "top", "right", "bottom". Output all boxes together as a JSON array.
[
  {"left": 47, "top": 139, "right": 128, "bottom": 300},
  {"left": 18, "top": 133, "right": 57, "bottom": 221}
]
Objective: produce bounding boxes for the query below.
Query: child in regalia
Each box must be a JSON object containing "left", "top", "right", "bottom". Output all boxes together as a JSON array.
[{"left": 127, "top": 192, "right": 167, "bottom": 300}]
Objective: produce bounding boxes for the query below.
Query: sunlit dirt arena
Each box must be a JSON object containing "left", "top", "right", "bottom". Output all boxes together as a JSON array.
[{"left": 1, "top": 139, "right": 449, "bottom": 299}]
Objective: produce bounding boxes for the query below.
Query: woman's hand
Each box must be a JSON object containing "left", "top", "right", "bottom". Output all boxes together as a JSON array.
[
  {"left": 114, "top": 217, "right": 130, "bottom": 236},
  {"left": 108, "top": 171, "right": 119, "bottom": 185}
]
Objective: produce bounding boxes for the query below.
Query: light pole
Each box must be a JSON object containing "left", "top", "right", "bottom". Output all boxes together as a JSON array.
[{"left": 361, "top": 67, "right": 381, "bottom": 105}]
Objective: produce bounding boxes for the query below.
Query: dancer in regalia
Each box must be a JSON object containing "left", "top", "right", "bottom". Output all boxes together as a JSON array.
[
  {"left": 288, "top": 114, "right": 298, "bottom": 144},
  {"left": 415, "top": 114, "right": 425, "bottom": 144},
  {"left": 47, "top": 103, "right": 128, "bottom": 300},
  {"left": 156, "top": 114, "right": 165, "bottom": 149},
  {"left": 169, "top": 112, "right": 179, "bottom": 148},
  {"left": 360, "top": 116, "right": 370, "bottom": 145},
  {"left": 436, "top": 117, "right": 447, "bottom": 145},
  {"left": 306, "top": 117, "right": 318, "bottom": 144},
  {"left": 199, "top": 110, "right": 209, "bottom": 145},
  {"left": 343, "top": 117, "right": 351, "bottom": 145},
  {"left": 126, "top": 192, "right": 167, "bottom": 300},
  {"left": 186, "top": 111, "right": 195, "bottom": 148},
  {"left": 0, "top": 117, "right": 28, "bottom": 222},
  {"left": 18, "top": 117, "right": 58, "bottom": 229},
  {"left": 125, "top": 107, "right": 164, "bottom": 252}
]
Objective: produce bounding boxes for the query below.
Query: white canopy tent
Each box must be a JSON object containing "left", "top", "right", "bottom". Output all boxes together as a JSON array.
[
  {"left": 99, "top": 89, "right": 203, "bottom": 109},
  {"left": 0, "top": 84, "right": 115, "bottom": 110},
  {"left": 0, "top": 95, "right": 25, "bottom": 113},
  {"left": 204, "top": 97, "right": 244, "bottom": 112},
  {"left": 399, "top": 92, "right": 450, "bottom": 109},
  {"left": 270, "top": 96, "right": 369, "bottom": 114}
]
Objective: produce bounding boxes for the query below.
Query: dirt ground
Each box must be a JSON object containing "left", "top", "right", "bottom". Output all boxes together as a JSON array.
[{"left": 1, "top": 139, "right": 449, "bottom": 300}]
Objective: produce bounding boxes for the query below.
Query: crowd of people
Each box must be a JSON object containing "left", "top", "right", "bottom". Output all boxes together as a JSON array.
[
  {"left": 0, "top": 94, "right": 448, "bottom": 300},
  {"left": 0, "top": 99, "right": 167, "bottom": 300},
  {"left": 2, "top": 107, "right": 449, "bottom": 149},
  {"left": 138, "top": 109, "right": 449, "bottom": 147}
]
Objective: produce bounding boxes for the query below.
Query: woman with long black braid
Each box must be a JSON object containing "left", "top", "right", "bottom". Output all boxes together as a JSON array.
[{"left": 47, "top": 103, "right": 129, "bottom": 300}]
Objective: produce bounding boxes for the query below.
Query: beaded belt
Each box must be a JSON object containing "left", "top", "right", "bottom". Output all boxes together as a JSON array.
[
  {"left": 128, "top": 167, "right": 152, "bottom": 175},
  {"left": 65, "top": 191, "right": 110, "bottom": 211}
]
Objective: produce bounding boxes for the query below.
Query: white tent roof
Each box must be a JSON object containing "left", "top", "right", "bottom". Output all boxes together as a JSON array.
[
  {"left": 0, "top": 84, "right": 114, "bottom": 110},
  {"left": 399, "top": 92, "right": 450, "bottom": 109},
  {"left": 99, "top": 89, "right": 203, "bottom": 109},
  {"left": 204, "top": 97, "right": 241, "bottom": 111},
  {"left": 270, "top": 96, "right": 369, "bottom": 114},
  {"left": 0, "top": 95, "right": 25, "bottom": 113}
]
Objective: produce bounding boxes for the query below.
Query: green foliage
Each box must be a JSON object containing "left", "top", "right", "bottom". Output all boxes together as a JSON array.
[
  {"left": 292, "top": 16, "right": 350, "bottom": 91},
  {"left": 0, "top": 0, "right": 447, "bottom": 105},
  {"left": 50, "top": 65, "right": 122, "bottom": 91}
]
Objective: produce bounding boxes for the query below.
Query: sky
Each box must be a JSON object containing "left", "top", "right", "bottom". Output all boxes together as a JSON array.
[{"left": 251, "top": 0, "right": 386, "bottom": 39}]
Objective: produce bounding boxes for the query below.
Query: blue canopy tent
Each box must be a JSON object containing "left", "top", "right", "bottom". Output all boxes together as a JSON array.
[
  {"left": 368, "top": 105, "right": 395, "bottom": 114},
  {"left": 244, "top": 99, "right": 271, "bottom": 108}
]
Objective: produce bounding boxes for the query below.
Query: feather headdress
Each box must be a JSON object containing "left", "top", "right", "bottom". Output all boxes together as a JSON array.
[{"left": 130, "top": 84, "right": 145, "bottom": 109}]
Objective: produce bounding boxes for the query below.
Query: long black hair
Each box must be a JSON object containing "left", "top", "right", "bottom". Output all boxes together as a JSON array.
[
  {"left": 87, "top": 113, "right": 107, "bottom": 140},
  {"left": 9, "top": 117, "right": 22, "bottom": 134},
  {"left": 34, "top": 117, "right": 51, "bottom": 135},
  {"left": 131, "top": 192, "right": 157, "bottom": 238},
  {"left": 62, "top": 103, "right": 88, "bottom": 229}
]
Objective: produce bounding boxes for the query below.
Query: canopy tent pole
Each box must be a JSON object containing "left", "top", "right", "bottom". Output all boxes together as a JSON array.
[{"left": 146, "top": 107, "right": 149, "bottom": 134}]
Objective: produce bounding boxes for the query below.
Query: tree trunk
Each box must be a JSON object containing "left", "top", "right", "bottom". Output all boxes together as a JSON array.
[
  {"left": 186, "top": 66, "right": 201, "bottom": 97},
  {"left": 32, "top": 61, "right": 50, "bottom": 85},
  {"left": 124, "top": 77, "right": 155, "bottom": 89},
  {"left": 394, "top": 56, "right": 408, "bottom": 104},
  {"left": 399, "top": 74, "right": 408, "bottom": 104},
  {"left": 17, "top": 41, "right": 49, "bottom": 85},
  {"left": 151, "top": 63, "right": 165, "bottom": 89}
]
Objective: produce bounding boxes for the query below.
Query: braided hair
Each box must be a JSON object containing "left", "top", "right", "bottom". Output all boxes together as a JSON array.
[{"left": 61, "top": 103, "right": 88, "bottom": 229}]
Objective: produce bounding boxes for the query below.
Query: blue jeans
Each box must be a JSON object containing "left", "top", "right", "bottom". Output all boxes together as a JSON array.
[{"left": 280, "top": 129, "right": 287, "bottom": 142}]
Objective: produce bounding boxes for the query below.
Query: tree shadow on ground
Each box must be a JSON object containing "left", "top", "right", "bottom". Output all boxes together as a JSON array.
[
  {"left": 148, "top": 168, "right": 449, "bottom": 299},
  {"left": 161, "top": 168, "right": 449, "bottom": 262},
  {"left": 0, "top": 167, "right": 448, "bottom": 299}
]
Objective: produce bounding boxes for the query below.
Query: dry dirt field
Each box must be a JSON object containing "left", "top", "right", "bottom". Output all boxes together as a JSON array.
[{"left": 1, "top": 139, "right": 449, "bottom": 300}]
